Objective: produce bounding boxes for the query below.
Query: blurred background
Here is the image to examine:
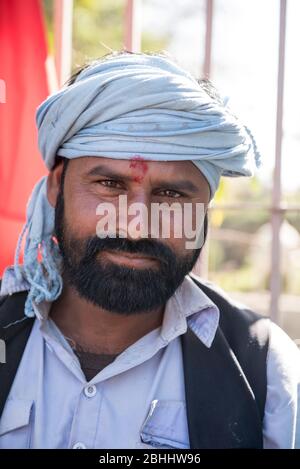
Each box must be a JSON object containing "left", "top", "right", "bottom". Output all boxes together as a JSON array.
[{"left": 0, "top": 0, "right": 299, "bottom": 342}]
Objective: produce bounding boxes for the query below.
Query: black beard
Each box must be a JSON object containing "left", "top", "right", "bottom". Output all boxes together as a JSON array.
[{"left": 54, "top": 162, "right": 204, "bottom": 315}]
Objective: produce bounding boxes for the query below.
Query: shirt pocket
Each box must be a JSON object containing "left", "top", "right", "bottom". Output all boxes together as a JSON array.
[
  {"left": 0, "top": 399, "right": 34, "bottom": 449},
  {"left": 138, "top": 399, "right": 190, "bottom": 449}
]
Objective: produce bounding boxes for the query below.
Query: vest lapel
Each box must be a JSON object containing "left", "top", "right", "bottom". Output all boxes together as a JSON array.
[{"left": 181, "top": 327, "right": 263, "bottom": 448}]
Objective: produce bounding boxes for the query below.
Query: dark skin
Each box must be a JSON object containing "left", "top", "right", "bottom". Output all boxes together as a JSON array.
[{"left": 47, "top": 157, "right": 210, "bottom": 355}]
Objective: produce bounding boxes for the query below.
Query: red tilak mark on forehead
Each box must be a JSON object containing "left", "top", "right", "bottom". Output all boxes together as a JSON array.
[{"left": 129, "top": 155, "right": 148, "bottom": 183}]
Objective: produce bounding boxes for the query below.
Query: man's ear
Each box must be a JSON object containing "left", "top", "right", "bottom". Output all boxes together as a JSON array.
[{"left": 47, "top": 161, "right": 65, "bottom": 208}]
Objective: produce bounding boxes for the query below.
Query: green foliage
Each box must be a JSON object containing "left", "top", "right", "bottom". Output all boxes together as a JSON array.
[
  {"left": 72, "top": 0, "right": 126, "bottom": 67},
  {"left": 209, "top": 267, "right": 258, "bottom": 293},
  {"left": 42, "top": 0, "right": 168, "bottom": 69},
  {"left": 42, "top": 0, "right": 54, "bottom": 52}
]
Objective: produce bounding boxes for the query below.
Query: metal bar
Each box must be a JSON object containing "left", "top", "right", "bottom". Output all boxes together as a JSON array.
[
  {"left": 124, "top": 0, "right": 142, "bottom": 52},
  {"left": 54, "top": 0, "right": 73, "bottom": 87},
  {"left": 209, "top": 204, "right": 300, "bottom": 212},
  {"left": 45, "top": 56, "right": 59, "bottom": 93},
  {"left": 195, "top": 0, "right": 215, "bottom": 278},
  {"left": 203, "top": 0, "right": 214, "bottom": 77},
  {"left": 270, "top": 0, "right": 287, "bottom": 323}
]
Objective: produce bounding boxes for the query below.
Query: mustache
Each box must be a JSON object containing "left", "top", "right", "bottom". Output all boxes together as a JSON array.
[{"left": 79, "top": 236, "right": 176, "bottom": 266}]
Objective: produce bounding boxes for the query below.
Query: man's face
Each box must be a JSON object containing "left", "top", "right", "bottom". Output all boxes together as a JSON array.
[{"left": 49, "top": 156, "right": 210, "bottom": 315}]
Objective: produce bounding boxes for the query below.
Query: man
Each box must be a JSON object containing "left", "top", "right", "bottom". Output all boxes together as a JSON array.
[{"left": 0, "top": 52, "right": 299, "bottom": 449}]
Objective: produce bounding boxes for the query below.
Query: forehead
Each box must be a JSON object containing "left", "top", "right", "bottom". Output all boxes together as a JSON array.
[{"left": 67, "top": 156, "right": 209, "bottom": 186}]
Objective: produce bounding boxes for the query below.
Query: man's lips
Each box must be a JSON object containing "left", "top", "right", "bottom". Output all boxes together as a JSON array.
[{"left": 101, "top": 250, "right": 160, "bottom": 268}]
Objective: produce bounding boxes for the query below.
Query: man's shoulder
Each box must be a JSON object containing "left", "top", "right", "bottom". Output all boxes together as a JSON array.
[
  {"left": 189, "top": 272, "right": 271, "bottom": 364},
  {"left": 0, "top": 279, "right": 29, "bottom": 328},
  {"left": 189, "top": 272, "right": 268, "bottom": 326}
]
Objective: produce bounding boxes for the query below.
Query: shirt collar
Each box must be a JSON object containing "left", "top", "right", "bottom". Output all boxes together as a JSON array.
[{"left": 161, "top": 274, "right": 219, "bottom": 348}]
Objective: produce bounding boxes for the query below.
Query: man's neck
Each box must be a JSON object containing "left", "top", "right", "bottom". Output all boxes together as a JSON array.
[{"left": 49, "top": 282, "right": 165, "bottom": 355}]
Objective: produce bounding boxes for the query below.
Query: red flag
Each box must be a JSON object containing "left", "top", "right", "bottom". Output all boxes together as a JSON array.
[{"left": 0, "top": 0, "right": 49, "bottom": 276}]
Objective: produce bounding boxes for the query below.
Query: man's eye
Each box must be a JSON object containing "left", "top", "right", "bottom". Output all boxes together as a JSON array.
[
  {"left": 158, "top": 190, "right": 182, "bottom": 198},
  {"left": 98, "top": 179, "right": 123, "bottom": 189}
]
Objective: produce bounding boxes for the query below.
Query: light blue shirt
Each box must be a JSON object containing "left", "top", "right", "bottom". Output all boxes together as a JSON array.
[{"left": 0, "top": 274, "right": 299, "bottom": 449}]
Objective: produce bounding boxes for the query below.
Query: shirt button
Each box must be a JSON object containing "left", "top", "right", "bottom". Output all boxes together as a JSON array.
[
  {"left": 73, "top": 442, "right": 86, "bottom": 449},
  {"left": 84, "top": 384, "right": 97, "bottom": 398}
]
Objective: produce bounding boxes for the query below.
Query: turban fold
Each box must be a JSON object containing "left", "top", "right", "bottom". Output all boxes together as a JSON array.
[
  {"left": 37, "top": 52, "right": 260, "bottom": 195},
  {"left": 0, "top": 52, "right": 260, "bottom": 317}
]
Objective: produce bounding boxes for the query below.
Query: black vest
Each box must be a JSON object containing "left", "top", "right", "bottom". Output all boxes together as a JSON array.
[{"left": 0, "top": 275, "right": 269, "bottom": 448}]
